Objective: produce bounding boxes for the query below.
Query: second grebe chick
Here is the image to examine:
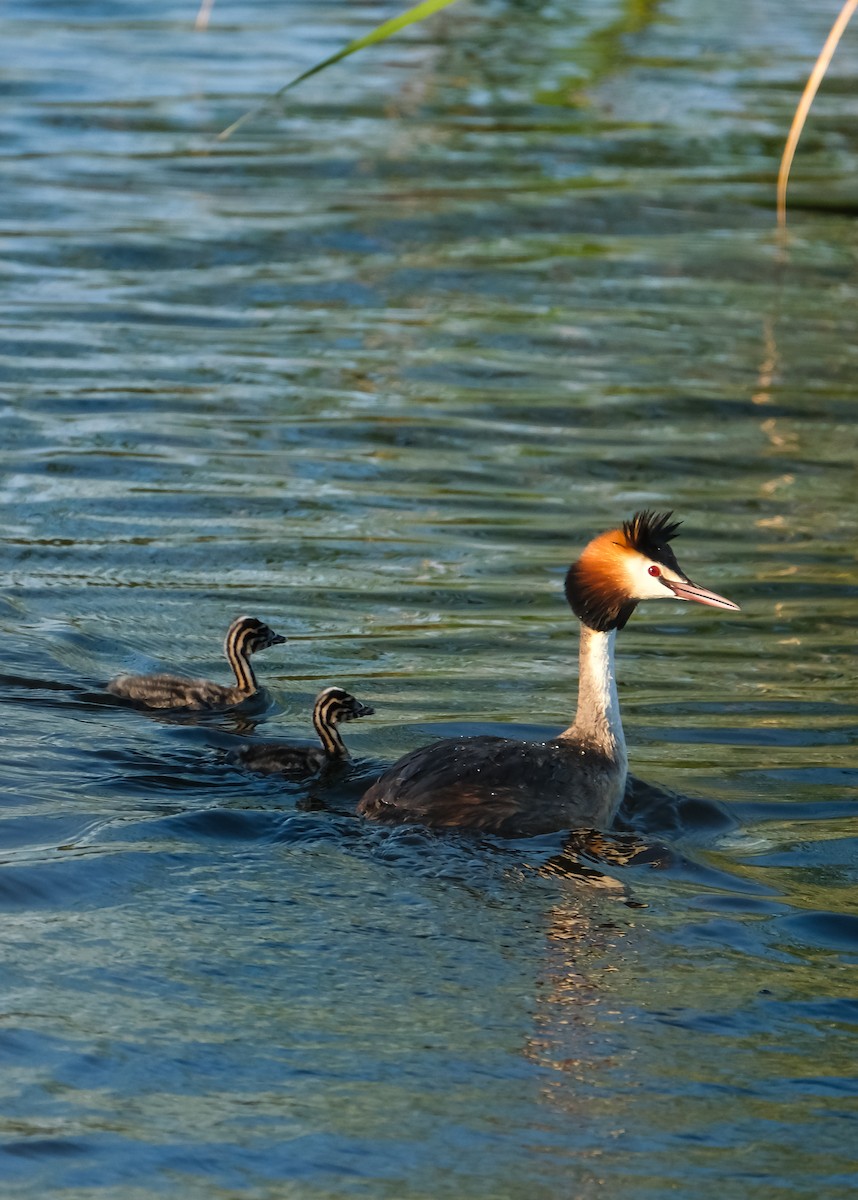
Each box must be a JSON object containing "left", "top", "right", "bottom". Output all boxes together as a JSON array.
[
  {"left": 107, "top": 615, "right": 286, "bottom": 711},
  {"left": 231, "top": 687, "right": 374, "bottom": 776},
  {"left": 358, "top": 511, "right": 740, "bottom": 837}
]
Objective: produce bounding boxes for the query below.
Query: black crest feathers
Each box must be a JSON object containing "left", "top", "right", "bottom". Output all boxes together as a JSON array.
[{"left": 622, "top": 510, "right": 681, "bottom": 558}]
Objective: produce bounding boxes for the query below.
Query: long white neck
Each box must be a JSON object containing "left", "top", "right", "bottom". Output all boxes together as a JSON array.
[{"left": 560, "top": 626, "right": 626, "bottom": 768}]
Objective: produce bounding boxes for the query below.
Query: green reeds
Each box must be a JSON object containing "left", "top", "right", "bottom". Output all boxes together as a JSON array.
[{"left": 217, "top": 0, "right": 463, "bottom": 141}]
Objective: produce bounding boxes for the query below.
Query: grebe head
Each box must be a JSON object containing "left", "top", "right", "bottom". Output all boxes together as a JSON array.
[
  {"left": 315, "top": 686, "right": 374, "bottom": 723},
  {"left": 225, "top": 616, "right": 287, "bottom": 656},
  {"left": 565, "top": 510, "right": 740, "bottom": 633}
]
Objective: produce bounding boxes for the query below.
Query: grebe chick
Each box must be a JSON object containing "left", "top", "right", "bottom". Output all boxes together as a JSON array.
[
  {"left": 358, "top": 511, "right": 739, "bottom": 837},
  {"left": 107, "top": 615, "right": 285, "bottom": 711},
  {"left": 231, "top": 687, "right": 374, "bottom": 776}
]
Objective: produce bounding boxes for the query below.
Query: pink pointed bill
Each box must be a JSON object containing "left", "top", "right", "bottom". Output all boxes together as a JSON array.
[{"left": 663, "top": 578, "right": 740, "bottom": 611}]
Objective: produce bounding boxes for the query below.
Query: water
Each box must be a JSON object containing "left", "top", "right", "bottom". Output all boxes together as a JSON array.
[{"left": 2, "top": 0, "right": 858, "bottom": 1195}]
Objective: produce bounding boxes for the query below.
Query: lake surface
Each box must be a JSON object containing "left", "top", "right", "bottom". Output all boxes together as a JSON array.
[{"left": 2, "top": 0, "right": 857, "bottom": 1195}]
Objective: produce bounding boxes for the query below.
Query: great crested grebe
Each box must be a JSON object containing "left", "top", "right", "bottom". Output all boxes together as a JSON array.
[
  {"left": 358, "top": 511, "right": 739, "bottom": 836},
  {"left": 107, "top": 615, "right": 286, "bottom": 711},
  {"left": 231, "top": 686, "right": 374, "bottom": 776}
]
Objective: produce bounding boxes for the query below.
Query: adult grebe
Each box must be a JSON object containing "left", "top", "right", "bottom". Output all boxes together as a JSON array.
[
  {"left": 358, "top": 511, "right": 739, "bottom": 836},
  {"left": 231, "top": 687, "right": 374, "bottom": 776},
  {"left": 107, "top": 615, "right": 285, "bottom": 711}
]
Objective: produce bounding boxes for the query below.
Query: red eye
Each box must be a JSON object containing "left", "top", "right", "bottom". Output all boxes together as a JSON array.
[{"left": 648, "top": 564, "right": 661, "bottom": 577}]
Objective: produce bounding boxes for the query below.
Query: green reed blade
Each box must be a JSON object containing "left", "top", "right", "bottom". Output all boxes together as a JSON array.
[{"left": 218, "top": 0, "right": 463, "bottom": 141}]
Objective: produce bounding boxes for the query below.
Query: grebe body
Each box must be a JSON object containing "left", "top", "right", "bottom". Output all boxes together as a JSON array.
[
  {"left": 358, "top": 512, "right": 739, "bottom": 836},
  {"left": 108, "top": 615, "right": 285, "bottom": 711},
  {"left": 232, "top": 687, "right": 373, "bottom": 776}
]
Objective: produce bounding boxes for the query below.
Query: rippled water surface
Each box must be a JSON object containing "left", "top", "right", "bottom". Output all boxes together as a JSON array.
[{"left": 2, "top": 0, "right": 858, "bottom": 1195}]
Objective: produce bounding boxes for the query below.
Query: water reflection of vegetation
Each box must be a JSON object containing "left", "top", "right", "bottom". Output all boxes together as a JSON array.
[
  {"left": 535, "top": 0, "right": 662, "bottom": 108},
  {"left": 219, "top": 0, "right": 856, "bottom": 235}
]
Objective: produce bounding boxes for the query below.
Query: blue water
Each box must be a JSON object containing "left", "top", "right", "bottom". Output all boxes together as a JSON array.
[{"left": 2, "top": 0, "right": 858, "bottom": 1196}]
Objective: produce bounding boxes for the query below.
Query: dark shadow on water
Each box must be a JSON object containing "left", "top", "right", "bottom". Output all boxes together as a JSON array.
[
  {"left": 0, "top": 671, "right": 83, "bottom": 696},
  {"left": 0, "top": 666, "right": 283, "bottom": 730},
  {"left": 616, "top": 773, "right": 737, "bottom": 839},
  {"left": 42, "top": 698, "right": 750, "bottom": 908}
]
